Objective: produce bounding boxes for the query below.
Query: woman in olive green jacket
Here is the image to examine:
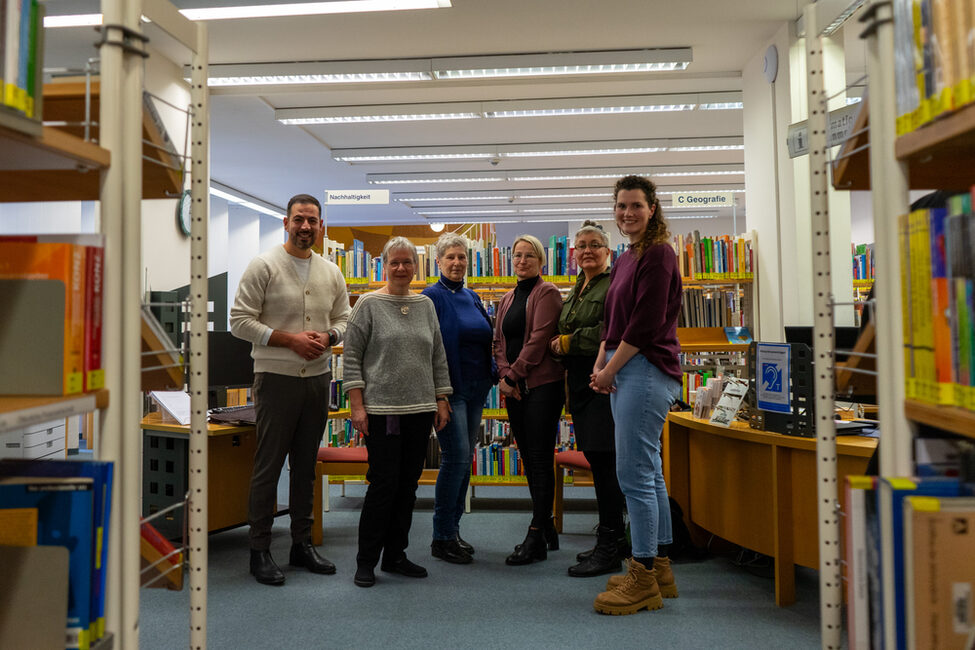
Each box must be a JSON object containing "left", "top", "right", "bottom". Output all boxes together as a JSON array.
[{"left": 550, "top": 221, "right": 628, "bottom": 578}]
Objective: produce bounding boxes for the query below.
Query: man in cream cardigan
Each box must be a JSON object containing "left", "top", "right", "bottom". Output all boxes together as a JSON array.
[{"left": 230, "top": 194, "right": 351, "bottom": 586}]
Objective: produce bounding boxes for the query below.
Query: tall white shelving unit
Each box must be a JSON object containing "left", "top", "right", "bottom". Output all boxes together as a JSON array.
[
  {"left": 99, "top": 0, "right": 210, "bottom": 647},
  {"left": 0, "top": 1, "right": 208, "bottom": 647}
]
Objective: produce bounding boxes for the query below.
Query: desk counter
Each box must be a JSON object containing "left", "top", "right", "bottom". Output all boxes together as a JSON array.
[{"left": 664, "top": 411, "right": 877, "bottom": 606}]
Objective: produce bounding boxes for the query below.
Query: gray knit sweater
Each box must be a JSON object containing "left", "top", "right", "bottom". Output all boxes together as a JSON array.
[{"left": 343, "top": 292, "right": 452, "bottom": 414}]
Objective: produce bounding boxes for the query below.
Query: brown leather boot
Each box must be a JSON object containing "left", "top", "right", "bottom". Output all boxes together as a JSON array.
[
  {"left": 604, "top": 556, "right": 678, "bottom": 598},
  {"left": 593, "top": 558, "right": 663, "bottom": 615}
]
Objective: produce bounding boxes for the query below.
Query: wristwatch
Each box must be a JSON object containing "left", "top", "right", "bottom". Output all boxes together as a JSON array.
[
  {"left": 327, "top": 329, "right": 338, "bottom": 346},
  {"left": 436, "top": 396, "right": 448, "bottom": 402}
]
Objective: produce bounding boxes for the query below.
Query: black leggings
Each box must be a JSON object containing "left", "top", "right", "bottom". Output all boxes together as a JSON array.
[
  {"left": 506, "top": 380, "right": 564, "bottom": 528},
  {"left": 583, "top": 449, "right": 625, "bottom": 533}
]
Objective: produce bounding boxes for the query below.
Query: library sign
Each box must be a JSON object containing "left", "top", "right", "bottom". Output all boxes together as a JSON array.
[
  {"left": 671, "top": 192, "right": 734, "bottom": 208},
  {"left": 324, "top": 190, "right": 390, "bottom": 205}
]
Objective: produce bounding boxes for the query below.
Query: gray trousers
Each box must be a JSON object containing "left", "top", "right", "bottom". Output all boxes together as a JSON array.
[{"left": 248, "top": 371, "right": 330, "bottom": 551}]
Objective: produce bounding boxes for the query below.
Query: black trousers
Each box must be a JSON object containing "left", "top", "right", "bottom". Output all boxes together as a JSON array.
[
  {"left": 583, "top": 449, "right": 626, "bottom": 532},
  {"left": 505, "top": 380, "right": 565, "bottom": 528},
  {"left": 356, "top": 412, "right": 434, "bottom": 567},
  {"left": 249, "top": 371, "right": 330, "bottom": 551}
]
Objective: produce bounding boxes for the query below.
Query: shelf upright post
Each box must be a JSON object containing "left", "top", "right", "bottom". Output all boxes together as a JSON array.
[
  {"left": 98, "top": 0, "right": 145, "bottom": 645},
  {"left": 861, "top": 0, "right": 912, "bottom": 476},
  {"left": 188, "top": 22, "right": 210, "bottom": 650},
  {"left": 803, "top": 3, "right": 842, "bottom": 648}
]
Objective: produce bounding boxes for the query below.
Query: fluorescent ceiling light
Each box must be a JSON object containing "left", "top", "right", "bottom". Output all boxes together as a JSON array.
[
  {"left": 335, "top": 152, "right": 496, "bottom": 162},
  {"left": 699, "top": 102, "right": 744, "bottom": 110},
  {"left": 669, "top": 215, "right": 719, "bottom": 220},
  {"left": 419, "top": 209, "right": 518, "bottom": 215},
  {"left": 521, "top": 207, "right": 609, "bottom": 213},
  {"left": 431, "top": 49, "right": 692, "bottom": 79},
  {"left": 48, "top": 0, "right": 451, "bottom": 27},
  {"left": 501, "top": 146, "right": 666, "bottom": 158},
  {"left": 371, "top": 177, "right": 505, "bottom": 184},
  {"left": 654, "top": 170, "right": 744, "bottom": 177},
  {"left": 210, "top": 186, "right": 285, "bottom": 217},
  {"left": 368, "top": 166, "right": 744, "bottom": 185},
  {"left": 517, "top": 193, "right": 610, "bottom": 199},
  {"left": 668, "top": 145, "right": 744, "bottom": 152},
  {"left": 276, "top": 94, "right": 714, "bottom": 124},
  {"left": 395, "top": 195, "right": 512, "bottom": 202}
]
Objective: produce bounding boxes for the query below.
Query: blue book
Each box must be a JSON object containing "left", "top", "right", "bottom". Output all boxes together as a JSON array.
[
  {"left": 877, "top": 476, "right": 967, "bottom": 649},
  {"left": 0, "top": 475, "right": 95, "bottom": 649},
  {"left": 0, "top": 459, "right": 114, "bottom": 643}
]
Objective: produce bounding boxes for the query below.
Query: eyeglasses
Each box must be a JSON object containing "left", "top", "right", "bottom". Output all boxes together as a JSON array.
[
  {"left": 575, "top": 243, "right": 605, "bottom": 251},
  {"left": 512, "top": 252, "right": 537, "bottom": 260}
]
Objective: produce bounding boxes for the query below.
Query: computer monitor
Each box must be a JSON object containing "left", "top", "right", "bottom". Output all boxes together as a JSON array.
[
  {"left": 783, "top": 326, "right": 862, "bottom": 363},
  {"left": 208, "top": 331, "right": 254, "bottom": 407}
]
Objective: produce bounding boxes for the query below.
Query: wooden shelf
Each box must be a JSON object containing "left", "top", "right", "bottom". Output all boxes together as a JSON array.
[
  {"left": 833, "top": 101, "right": 975, "bottom": 191},
  {"left": 0, "top": 389, "right": 109, "bottom": 433},
  {"left": 895, "top": 102, "right": 975, "bottom": 190},
  {"left": 904, "top": 399, "right": 975, "bottom": 440},
  {"left": 0, "top": 122, "right": 109, "bottom": 171}
]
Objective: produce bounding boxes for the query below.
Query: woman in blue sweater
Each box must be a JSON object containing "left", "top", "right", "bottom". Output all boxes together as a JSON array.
[{"left": 423, "top": 233, "right": 497, "bottom": 564}]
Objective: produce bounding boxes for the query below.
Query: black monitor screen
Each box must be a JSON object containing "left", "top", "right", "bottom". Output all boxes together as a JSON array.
[
  {"left": 208, "top": 331, "right": 254, "bottom": 389},
  {"left": 783, "top": 325, "right": 861, "bottom": 363}
]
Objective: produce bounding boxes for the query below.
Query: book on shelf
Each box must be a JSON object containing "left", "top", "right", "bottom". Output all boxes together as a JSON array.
[
  {"left": 0, "top": 458, "right": 115, "bottom": 644},
  {"left": 903, "top": 495, "right": 975, "bottom": 650},
  {"left": 902, "top": 190, "right": 975, "bottom": 413},
  {"left": 0, "top": 237, "right": 100, "bottom": 395},
  {"left": 673, "top": 231, "right": 754, "bottom": 281},
  {"left": 843, "top": 475, "right": 876, "bottom": 650},
  {"left": 0, "top": 475, "right": 95, "bottom": 650},
  {"left": 1, "top": 0, "right": 42, "bottom": 120},
  {"left": 852, "top": 242, "right": 875, "bottom": 281}
]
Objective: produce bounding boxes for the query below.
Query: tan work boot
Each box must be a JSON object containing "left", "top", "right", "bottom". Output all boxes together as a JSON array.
[
  {"left": 593, "top": 558, "right": 663, "bottom": 615},
  {"left": 605, "top": 557, "right": 678, "bottom": 598}
]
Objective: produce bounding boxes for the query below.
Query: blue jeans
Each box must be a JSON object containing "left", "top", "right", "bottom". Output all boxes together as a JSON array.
[
  {"left": 608, "top": 351, "right": 681, "bottom": 559},
  {"left": 432, "top": 375, "right": 492, "bottom": 541}
]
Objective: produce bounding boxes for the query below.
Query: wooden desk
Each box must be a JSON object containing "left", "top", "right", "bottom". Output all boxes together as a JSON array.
[
  {"left": 664, "top": 411, "right": 876, "bottom": 606},
  {"left": 141, "top": 412, "right": 259, "bottom": 534}
]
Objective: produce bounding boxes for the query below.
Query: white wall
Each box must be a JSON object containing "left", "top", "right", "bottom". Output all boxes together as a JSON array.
[
  {"left": 227, "top": 204, "right": 261, "bottom": 314},
  {"left": 0, "top": 201, "right": 86, "bottom": 232}
]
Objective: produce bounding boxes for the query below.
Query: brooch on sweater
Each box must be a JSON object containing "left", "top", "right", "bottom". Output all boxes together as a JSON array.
[{"left": 400, "top": 305, "right": 410, "bottom": 315}]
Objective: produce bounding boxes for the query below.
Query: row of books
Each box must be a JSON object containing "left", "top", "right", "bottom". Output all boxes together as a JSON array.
[
  {"left": 0, "top": 236, "right": 105, "bottom": 395},
  {"left": 681, "top": 370, "right": 720, "bottom": 406},
  {"left": 0, "top": 459, "right": 114, "bottom": 650},
  {"left": 679, "top": 286, "right": 747, "bottom": 328},
  {"left": 673, "top": 231, "right": 755, "bottom": 280},
  {"left": 844, "top": 468, "right": 975, "bottom": 649},
  {"left": 900, "top": 191, "right": 975, "bottom": 410},
  {"left": 894, "top": 0, "right": 975, "bottom": 134},
  {"left": 1, "top": 0, "right": 41, "bottom": 120},
  {"left": 853, "top": 242, "right": 875, "bottom": 281},
  {"left": 324, "top": 418, "right": 361, "bottom": 448}
]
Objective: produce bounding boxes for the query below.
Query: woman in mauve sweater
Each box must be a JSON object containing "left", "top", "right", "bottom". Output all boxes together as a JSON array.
[
  {"left": 493, "top": 234, "right": 564, "bottom": 566},
  {"left": 590, "top": 175, "right": 683, "bottom": 616}
]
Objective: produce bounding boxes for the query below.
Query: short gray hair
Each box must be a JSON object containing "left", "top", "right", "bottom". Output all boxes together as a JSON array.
[
  {"left": 574, "top": 220, "right": 610, "bottom": 247},
  {"left": 435, "top": 233, "right": 468, "bottom": 259},
  {"left": 381, "top": 236, "right": 419, "bottom": 268}
]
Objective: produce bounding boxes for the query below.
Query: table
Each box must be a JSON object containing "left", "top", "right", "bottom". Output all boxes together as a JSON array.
[
  {"left": 141, "top": 412, "right": 260, "bottom": 536},
  {"left": 664, "top": 411, "right": 877, "bottom": 606}
]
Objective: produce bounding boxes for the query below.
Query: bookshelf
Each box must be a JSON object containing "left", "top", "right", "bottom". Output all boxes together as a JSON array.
[
  {"left": 0, "top": 391, "right": 110, "bottom": 433},
  {"left": 903, "top": 399, "right": 975, "bottom": 440}
]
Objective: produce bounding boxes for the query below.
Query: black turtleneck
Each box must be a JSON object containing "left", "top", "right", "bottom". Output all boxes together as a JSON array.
[{"left": 502, "top": 274, "right": 541, "bottom": 365}]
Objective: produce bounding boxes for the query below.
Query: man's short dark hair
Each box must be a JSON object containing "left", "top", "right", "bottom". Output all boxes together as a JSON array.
[{"left": 287, "top": 194, "right": 321, "bottom": 218}]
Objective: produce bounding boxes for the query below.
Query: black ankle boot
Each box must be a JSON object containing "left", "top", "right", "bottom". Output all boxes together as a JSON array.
[
  {"left": 577, "top": 527, "right": 626, "bottom": 562},
  {"left": 250, "top": 549, "right": 285, "bottom": 586},
  {"left": 506, "top": 527, "right": 547, "bottom": 565},
  {"left": 543, "top": 517, "right": 559, "bottom": 551},
  {"left": 567, "top": 525, "right": 622, "bottom": 577}
]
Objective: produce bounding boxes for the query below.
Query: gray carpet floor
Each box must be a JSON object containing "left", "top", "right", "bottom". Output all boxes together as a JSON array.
[{"left": 140, "top": 482, "right": 823, "bottom": 649}]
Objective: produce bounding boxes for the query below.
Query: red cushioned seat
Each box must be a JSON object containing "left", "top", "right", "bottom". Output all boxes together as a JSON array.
[
  {"left": 555, "top": 449, "right": 590, "bottom": 471},
  {"left": 316, "top": 446, "right": 368, "bottom": 463}
]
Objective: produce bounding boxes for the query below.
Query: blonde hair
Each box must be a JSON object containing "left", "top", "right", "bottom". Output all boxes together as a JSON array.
[{"left": 512, "top": 234, "right": 545, "bottom": 262}]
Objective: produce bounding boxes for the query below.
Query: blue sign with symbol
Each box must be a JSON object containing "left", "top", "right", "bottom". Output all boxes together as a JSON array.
[{"left": 757, "top": 343, "right": 791, "bottom": 413}]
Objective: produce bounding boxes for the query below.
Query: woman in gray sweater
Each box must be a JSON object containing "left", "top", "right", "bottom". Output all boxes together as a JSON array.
[{"left": 344, "top": 236, "right": 452, "bottom": 588}]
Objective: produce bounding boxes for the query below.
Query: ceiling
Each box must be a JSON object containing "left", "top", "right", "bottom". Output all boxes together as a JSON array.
[{"left": 41, "top": 0, "right": 812, "bottom": 228}]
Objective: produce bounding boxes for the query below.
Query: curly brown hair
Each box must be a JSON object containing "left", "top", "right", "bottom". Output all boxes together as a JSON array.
[{"left": 613, "top": 175, "right": 670, "bottom": 257}]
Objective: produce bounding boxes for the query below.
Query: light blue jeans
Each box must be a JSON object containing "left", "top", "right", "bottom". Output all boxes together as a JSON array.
[
  {"left": 432, "top": 375, "right": 493, "bottom": 541},
  {"left": 607, "top": 350, "right": 681, "bottom": 559}
]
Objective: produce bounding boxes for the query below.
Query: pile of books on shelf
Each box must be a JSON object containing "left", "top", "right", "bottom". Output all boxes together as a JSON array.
[
  {"left": 901, "top": 190, "right": 975, "bottom": 411},
  {"left": 1, "top": 0, "right": 42, "bottom": 121},
  {"left": 0, "top": 235, "right": 105, "bottom": 395},
  {"left": 844, "top": 442, "right": 975, "bottom": 650},
  {"left": 852, "top": 242, "right": 875, "bottom": 281},
  {"left": 674, "top": 231, "right": 754, "bottom": 281},
  {"left": 679, "top": 286, "right": 746, "bottom": 327},
  {"left": 894, "top": 0, "right": 975, "bottom": 134},
  {"left": 324, "top": 418, "right": 360, "bottom": 448},
  {"left": 0, "top": 459, "right": 114, "bottom": 650}
]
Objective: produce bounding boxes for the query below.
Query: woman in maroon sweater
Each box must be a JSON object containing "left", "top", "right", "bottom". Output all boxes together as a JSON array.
[
  {"left": 590, "top": 175, "right": 683, "bottom": 615},
  {"left": 494, "top": 234, "right": 564, "bottom": 565}
]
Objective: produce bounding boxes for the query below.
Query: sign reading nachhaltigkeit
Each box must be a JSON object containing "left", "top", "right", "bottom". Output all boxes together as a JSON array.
[
  {"left": 324, "top": 190, "right": 390, "bottom": 205},
  {"left": 671, "top": 192, "right": 734, "bottom": 208}
]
